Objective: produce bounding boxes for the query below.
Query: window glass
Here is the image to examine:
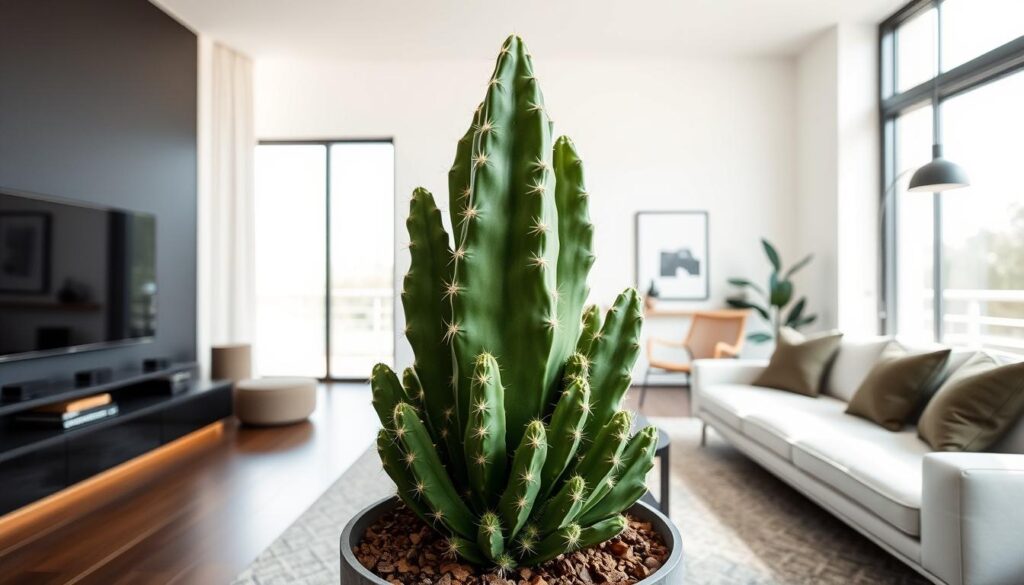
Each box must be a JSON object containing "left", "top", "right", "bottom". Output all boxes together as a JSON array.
[
  {"left": 941, "top": 72, "right": 1024, "bottom": 354},
  {"left": 329, "top": 142, "right": 395, "bottom": 377},
  {"left": 254, "top": 145, "right": 328, "bottom": 377},
  {"left": 942, "top": 0, "right": 1024, "bottom": 72},
  {"left": 894, "top": 104, "right": 936, "bottom": 343},
  {"left": 896, "top": 7, "right": 937, "bottom": 92}
]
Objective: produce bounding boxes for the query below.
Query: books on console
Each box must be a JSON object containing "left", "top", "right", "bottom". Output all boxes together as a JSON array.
[{"left": 16, "top": 393, "right": 119, "bottom": 430}]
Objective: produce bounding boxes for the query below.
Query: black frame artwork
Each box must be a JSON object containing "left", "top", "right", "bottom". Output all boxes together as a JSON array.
[
  {"left": 0, "top": 211, "right": 52, "bottom": 294},
  {"left": 635, "top": 211, "right": 709, "bottom": 301}
]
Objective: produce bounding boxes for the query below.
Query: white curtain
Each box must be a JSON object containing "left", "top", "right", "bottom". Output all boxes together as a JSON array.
[{"left": 198, "top": 40, "right": 255, "bottom": 375}]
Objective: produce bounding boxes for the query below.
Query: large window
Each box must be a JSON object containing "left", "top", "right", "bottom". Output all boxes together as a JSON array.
[
  {"left": 881, "top": 1, "right": 1024, "bottom": 354},
  {"left": 254, "top": 140, "right": 394, "bottom": 379}
]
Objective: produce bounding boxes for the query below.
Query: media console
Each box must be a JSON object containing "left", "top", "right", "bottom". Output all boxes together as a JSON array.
[{"left": 0, "top": 363, "right": 232, "bottom": 516}]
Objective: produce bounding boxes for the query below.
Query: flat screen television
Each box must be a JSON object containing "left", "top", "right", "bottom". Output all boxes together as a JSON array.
[{"left": 0, "top": 187, "right": 156, "bottom": 362}]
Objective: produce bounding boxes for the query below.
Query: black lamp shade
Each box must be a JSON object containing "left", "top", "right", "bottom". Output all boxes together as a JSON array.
[{"left": 908, "top": 144, "right": 970, "bottom": 192}]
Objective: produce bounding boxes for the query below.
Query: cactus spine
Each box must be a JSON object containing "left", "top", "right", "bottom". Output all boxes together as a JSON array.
[{"left": 371, "top": 35, "right": 654, "bottom": 569}]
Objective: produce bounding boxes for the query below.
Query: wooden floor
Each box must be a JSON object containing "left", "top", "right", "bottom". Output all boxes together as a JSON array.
[{"left": 0, "top": 384, "right": 687, "bottom": 584}]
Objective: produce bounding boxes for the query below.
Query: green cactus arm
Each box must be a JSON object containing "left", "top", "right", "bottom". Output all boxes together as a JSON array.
[
  {"left": 445, "top": 536, "right": 487, "bottom": 566},
  {"left": 376, "top": 429, "right": 434, "bottom": 525},
  {"left": 401, "top": 367, "right": 426, "bottom": 417},
  {"left": 370, "top": 363, "right": 406, "bottom": 429},
  {"left": 464, "top": 353, "right": 507, "bottom": 509},
  {"left": 539, "top": 377, "right": 591, "bottom": 497},
  {"left": 573, "top": 411, "right": 632, "bottom": 504},
  {"left": 520, "top": 523, "right": 582, "bottom": 567},
  {"left": 393, "top": 403, "right": 477, "bottom": 540},
  {"left": 498, "top": 420, "right": 547, "bottom": 540},
  {"left": 535, "top": 474, "right": 586, "bottom": 535},
  {"left": 577, "top": 515, "right": 627, "bottom": 550},
  {"left": 550, "top": 136, "right": 595, "bottom": 373},
  {"left": 402, "top": 188, "right": 455, "bottom": 432},
  {"left": 575, "top": 304, "right": 603, "bottom": 356},
  {"left": 448, "top": 105, "right": 483, "bottom": 227},
  {"left": 477, "top": 511, "right": 505, "bottom": 562},
  {"left": 582, "top": 289, "right": 643, "bottom": 442},
  {"left": 562, "top": 351, "right": 590, "bottom": 386},
  {"left": 578, "top": 426, "right": 658, "bottom": 526},
  {"left": 577, "top": 426, "right": 657, "bottom": 519},
  {"left": 446, "top": 35, "right": 562, "bottom": 450},
  {"left": 403, "top": 365, "right": 466, "bottom": 485}
]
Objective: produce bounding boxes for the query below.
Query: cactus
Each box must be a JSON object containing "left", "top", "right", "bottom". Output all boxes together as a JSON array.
[{"left": 371, "top": 35, "right": 655, "bottom": 570}]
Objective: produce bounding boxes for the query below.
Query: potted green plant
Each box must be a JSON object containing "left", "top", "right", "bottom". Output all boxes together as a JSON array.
[
  {"left": 340, "top": 36, "right": 682, "bottom": 584},
  {"left": 726, "top": 238, "right": 817, "bottom": 343}
]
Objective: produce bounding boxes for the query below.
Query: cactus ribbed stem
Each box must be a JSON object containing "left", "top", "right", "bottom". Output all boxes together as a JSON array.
[{"left": 375, "top": 35, "right": 659, "bottom": 568}]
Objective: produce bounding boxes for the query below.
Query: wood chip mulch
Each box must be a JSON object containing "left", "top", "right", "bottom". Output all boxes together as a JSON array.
[{"left": 353, "top": 504, "right": 670, "bottom": 585}]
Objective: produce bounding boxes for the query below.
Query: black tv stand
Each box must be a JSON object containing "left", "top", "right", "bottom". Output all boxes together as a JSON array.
[{"left": 0, "top": 362, "right": 232, "bottom": 516}]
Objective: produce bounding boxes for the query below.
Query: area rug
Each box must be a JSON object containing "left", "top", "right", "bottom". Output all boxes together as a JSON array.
[{"left": 231, "top": 418, "right": 928, "bottom": 585}]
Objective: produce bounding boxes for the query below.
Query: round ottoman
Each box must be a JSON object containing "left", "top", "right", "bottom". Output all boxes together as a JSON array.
[{"left": 235, "top": 377, "right": 317, "bottom": 426}]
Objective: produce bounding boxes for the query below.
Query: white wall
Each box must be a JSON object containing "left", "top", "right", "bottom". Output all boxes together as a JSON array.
[
  {"left": 254, "top": 55, "right": 798, "bottom": 369},
  {"left": 796, "top": 28, "right": 840, "bottom": 331},
  {"left": 795, "top": 25, "right": 880, "bottom": 337}
]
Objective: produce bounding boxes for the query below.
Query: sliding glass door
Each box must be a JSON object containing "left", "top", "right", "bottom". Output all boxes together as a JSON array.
[{"left": 254, "top": 140, "right": 394, "bottom": 379}]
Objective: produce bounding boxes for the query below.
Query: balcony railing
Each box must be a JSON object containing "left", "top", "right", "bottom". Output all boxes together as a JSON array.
[{"left": 940, "top": 288, "right": 1024, "bottom": 354}]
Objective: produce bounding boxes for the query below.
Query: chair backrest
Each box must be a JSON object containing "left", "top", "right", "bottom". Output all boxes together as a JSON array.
[{"left": 684, "top": 310, "right": 748, "bottom": 360}]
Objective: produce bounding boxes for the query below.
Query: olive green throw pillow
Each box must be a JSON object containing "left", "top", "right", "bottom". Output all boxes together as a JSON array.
[
  {"left": 753, "top": 328, "right": 843, "bottom": 397},
  {"left": 918, "top": 353, "right": 1024, "bottom": 451},
  {"left": 846, "top": 348, "right": 950, "bottom": 431}
]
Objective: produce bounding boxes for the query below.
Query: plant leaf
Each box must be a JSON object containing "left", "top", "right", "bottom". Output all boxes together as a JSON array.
[
  {"left": 794, "top": 314, "right": 817, "bottom": 328},
  {"left": 727, "top": 278, "right": 765, "bottom": 296},
  {"left": 747, "top": 332, "right": 774, "bottom": 343},
  {"left": 784, "top": 254, "right": 813, "bottom": 280},
  {"left": 726, "top": 298, "right": 769, "bottom": 321},
  {"left": 761, "top": 239, "right": 781, "bottom": 272},
  {"left": 769, "top": 274, "right": 793, "bottom": 307},
  {"left": 785, "top": 297, "right": 806, "bottom": 327}
]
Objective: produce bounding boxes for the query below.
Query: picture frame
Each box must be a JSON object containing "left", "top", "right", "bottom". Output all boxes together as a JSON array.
[
  {"left": 635, "top": 210, "right": 709, "bottom": 301},
  {"left": 0, "top": 212, "right": 52, "bottom": 294}
]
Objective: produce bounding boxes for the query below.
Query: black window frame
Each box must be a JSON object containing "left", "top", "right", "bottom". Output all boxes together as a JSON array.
[
  {"left": 878, "top": 0, "right": 1024, "bottom": 339},
  {"left": 256, "top": 137, "right": 396, "bottom": 382}
]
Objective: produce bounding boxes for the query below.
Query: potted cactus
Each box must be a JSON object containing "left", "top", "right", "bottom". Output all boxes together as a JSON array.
[{"left": 341, "top": 36, "right": 682, "bottom": 584}]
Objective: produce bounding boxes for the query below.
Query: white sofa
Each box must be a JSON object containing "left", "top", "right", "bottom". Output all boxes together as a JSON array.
[{"left": 691, "top": 341, "right": 1024, "bottom": 585}]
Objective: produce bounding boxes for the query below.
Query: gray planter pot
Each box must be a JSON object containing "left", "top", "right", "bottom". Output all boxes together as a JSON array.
[{"left": 341, "top": 496, "right": 683, "bottom": 584}]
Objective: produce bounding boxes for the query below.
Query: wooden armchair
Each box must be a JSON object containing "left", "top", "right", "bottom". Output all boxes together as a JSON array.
[{"left": 638, "top": 309, "right": 748, "bottom": 408}]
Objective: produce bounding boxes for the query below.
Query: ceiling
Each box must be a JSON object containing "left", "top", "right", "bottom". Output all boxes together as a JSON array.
[{"left": 154, "top": 0, "right": 906, "bottom": 61}]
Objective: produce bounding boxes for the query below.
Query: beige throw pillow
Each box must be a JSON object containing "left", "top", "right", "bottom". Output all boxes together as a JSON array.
[
  {"left": 752, "top": 328, "right": 843, "bottom": 397},
  {"left": 918, "top": 353, "right": 1024, "bottom": 451},
  {"left": 845, "top": 348, "right": 950, "bottom": 431}
]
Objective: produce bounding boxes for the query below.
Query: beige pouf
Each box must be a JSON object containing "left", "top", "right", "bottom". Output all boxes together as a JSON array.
[{"left": 235, "top": 377, "right": 317, "bottom": 426}]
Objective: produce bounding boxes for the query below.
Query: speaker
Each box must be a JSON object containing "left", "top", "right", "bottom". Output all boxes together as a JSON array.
[
  {"left": 74, "top": 368, "right": 113, "bottom": 388},
  {"left": 143, "top": 358, "right": 171, "bottom": 373},
  {"left": 2, "top": 378, "right": 54, "bottom": 401}
]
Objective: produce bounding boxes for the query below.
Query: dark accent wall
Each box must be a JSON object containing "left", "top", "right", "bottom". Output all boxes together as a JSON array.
[{"left": 0, "top": 0, "right": 197, "bottom": 382}]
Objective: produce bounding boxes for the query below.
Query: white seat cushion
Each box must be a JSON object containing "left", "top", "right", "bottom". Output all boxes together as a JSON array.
[
  {"left": 792, "top": 429, "right": 930, "bottom": 536},
  {"left": 741, "top": 396, "right": 848, "bottom": 459}
]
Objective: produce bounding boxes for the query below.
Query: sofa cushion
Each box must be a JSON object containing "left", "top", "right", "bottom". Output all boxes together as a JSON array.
[
  {"left": 845, "top": 348, "right": 950, "bottom": 431},
  {"left": 697, "top": 382, "right": 847, "bottom": 458},
  {"left": 752, "top": 328, "right": 843, "bottom": 397},
  {"left": 792, "top": 431, "right": 929, "bottom": 536},
  {"left": 740, "top": 396, "right": 847, "bottom": 459},
  {"left": 824, "top": 337, "right": 894, "bottom": 402},
  {"left": 919, "top": 354, "right": 1024, "bottom": 452}
]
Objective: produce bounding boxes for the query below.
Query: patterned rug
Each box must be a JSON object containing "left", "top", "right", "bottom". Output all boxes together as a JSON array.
[{"left": 231, "top": 418, "right": 928, "bottom": 585}]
